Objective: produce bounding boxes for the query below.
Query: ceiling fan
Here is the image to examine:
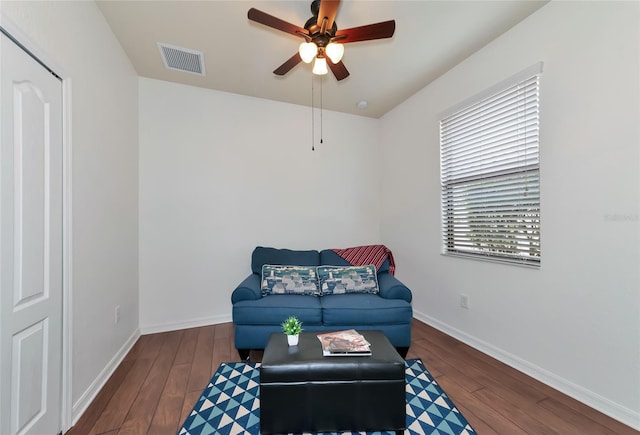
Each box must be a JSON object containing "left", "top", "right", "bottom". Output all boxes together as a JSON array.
[{"left": 248, "top": 0, "right": 396, "bottom": 81}]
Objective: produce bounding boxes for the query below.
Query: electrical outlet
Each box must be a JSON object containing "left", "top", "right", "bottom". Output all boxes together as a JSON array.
[
  {"left": 460, "top": 294, "right": 470, "bottom": 309},
  {"left": 115, "top": 305, "right": 121, "bottom": 323}
]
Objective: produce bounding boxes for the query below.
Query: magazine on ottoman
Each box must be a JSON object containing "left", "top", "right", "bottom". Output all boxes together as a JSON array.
[{"left": 317, "top": 329, "right": 372, "bottom": 356}]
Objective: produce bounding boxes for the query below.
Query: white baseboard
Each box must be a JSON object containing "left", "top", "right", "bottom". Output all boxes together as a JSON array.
[
  {"left": 413, "top": 310, "right": 640, "bottom": 431},
  {"left": 70, "top": 315, "right": 231, "bottom": 427},
  {"left": 71, "top": 328, "right": 140, "bottom": 425},
  {"left": 140, "top": 313, "right": 232, "bottom": 335}
]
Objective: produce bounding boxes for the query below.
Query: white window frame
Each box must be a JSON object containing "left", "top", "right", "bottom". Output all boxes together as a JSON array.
[{"left": 440, "top": 63, "right": 543, "bottom": 267}]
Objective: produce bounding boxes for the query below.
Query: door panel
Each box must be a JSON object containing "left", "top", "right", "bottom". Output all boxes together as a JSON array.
[
  {"left": 12, "top": 320, "right": 47, "bottom": 433},
  {"left": 1, "top": 31, "right": 63, "bottom": 435},
  {"left": 14, "top": 82, "right": 49, "bottom": 308}
]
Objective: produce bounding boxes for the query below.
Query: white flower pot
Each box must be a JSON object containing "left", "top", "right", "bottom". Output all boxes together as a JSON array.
[{"left": 287, "top": 334, "right": 299, "bottom": 346}]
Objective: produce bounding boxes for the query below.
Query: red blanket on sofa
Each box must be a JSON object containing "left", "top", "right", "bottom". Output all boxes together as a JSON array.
[{"left": 332, "top": 245, "right": 396, "bottom": 276}]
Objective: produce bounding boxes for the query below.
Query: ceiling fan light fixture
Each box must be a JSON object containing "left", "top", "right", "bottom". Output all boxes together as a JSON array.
[
  {"left": 299, "top": 41, "right": 317, "bottom": 63},
  {"left": 325, "top": 42, "right": 344, "bottom": 64},
  {"left": 312, "top": 56, "right": 328, "bottom": 75},
  {"left": 248, "top": 0, "right": 396, "bottom": 81}
]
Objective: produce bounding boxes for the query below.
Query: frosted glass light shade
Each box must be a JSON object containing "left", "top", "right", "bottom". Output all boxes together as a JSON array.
[
  {"left": 299, "top": 42, "right": 317, "bottom": 63},
  {"left": 312, "top": 57, "right": 328, "bottom": 75},
  {"left": 325, "top": 43, "right": 344, "bottom": 64}
]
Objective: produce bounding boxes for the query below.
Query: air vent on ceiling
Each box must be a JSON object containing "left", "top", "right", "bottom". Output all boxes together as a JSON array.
[{"left": 157, "top": 43, "right": 206, "bottom": 76}]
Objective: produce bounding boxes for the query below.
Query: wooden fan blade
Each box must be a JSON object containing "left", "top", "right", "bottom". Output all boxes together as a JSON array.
[
  {"left": 274, "top": 52, "right": 302, "bottom": 76},
  {"left": 248, "top": 8, "right": 308, "bottom": 37},
  {"left": 328, "top": 59, "right": 349, "bottom": 81},
  {"left": 334, "top": 20, "right": 396, "bottom": 44},
  {"left": 317, "top": 0, "right": 341, "bottom": 30}
]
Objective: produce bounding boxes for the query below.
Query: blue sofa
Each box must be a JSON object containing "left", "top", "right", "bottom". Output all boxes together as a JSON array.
[{"left": 231, "top": 246, "right": 413, "bottom": 359}]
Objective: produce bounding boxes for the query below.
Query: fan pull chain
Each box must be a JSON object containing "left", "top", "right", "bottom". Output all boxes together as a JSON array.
[
  {"left": 320, "top": 77, "right": 323, "bottom": 145},
  {"left": 311, "top": 75, "right": 315, "bottom": 151},
  {"left": 310, "top": 75, "right": 324, "bottom": 151}
]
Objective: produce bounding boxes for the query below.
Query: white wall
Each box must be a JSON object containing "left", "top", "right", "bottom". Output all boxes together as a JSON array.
[
  {"left": 139, "top": 78, "right": 381, "bottom": 332},
  {"left": 380, "top": 1, "right": 639, "bottom": 428},
  {"left": 0, "top": 0, "right": 139, "bottom": 426}
]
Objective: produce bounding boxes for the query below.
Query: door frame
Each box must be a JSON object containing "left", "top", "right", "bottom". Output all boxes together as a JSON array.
[{"left": 0, "top": 14, "right": 73, "bottom": 433}]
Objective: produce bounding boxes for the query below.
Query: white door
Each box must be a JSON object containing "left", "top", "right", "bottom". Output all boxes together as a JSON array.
[{"left": 0, "top": 31, "right": 63, "bottom": 435}]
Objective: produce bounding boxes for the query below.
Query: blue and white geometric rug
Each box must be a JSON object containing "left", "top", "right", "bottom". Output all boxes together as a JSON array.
[{"left": 178, "top": 358, "right": 476, "bottom": 435}]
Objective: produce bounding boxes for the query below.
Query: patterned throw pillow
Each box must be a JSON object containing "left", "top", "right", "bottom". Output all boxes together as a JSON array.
[
  {"left": 261, "top": 265, "right": 320, "bottom": 296},
  {"left": 317, "top": 265, "right": 379, "bottom": 295}
]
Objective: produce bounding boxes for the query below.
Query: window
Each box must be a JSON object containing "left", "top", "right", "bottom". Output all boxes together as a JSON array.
[{"left": 440, "top": 64, "right": 542, "bottom": 267}]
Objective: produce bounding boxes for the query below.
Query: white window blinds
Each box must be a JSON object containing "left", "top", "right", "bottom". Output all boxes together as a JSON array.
[{"left": 440, "top": 68, "right": 541, "bottom": 266}]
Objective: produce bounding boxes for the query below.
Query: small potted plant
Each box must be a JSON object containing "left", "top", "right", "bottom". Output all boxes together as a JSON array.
[{"left": 281, "top": 316, "right": 303, "bottom": 346}]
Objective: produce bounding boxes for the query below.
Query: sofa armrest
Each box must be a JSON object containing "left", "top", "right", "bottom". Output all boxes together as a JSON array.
[
  {"left": 231, "top": 274, "right": 262, "bottom": 303},
  {"left": 377, "top": 272, "right": 412, "bottom": 303}
]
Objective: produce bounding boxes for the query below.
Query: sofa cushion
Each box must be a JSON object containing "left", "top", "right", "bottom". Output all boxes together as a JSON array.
[
  {"left": 319, "top": 250, "right": 352, "bottom": 266},
  {"left": 317, "top": 265, "right": 379, "bottom": 295},
  {"left": 320, "top": 294, "right": 412, "bottom": 326},
  {"left": 233, "top": 295, "right": 322, "bottom": 326},
  {"left": 261, "top": 265, "right": 320, "bottom": 296},
  {"left": 252, "top": 247, "right": 320, "bottom": 274}
]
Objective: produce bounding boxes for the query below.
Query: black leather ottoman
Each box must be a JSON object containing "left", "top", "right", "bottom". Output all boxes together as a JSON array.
[{"left": 260, "top": 330, "right": 405, "bottom": 434}]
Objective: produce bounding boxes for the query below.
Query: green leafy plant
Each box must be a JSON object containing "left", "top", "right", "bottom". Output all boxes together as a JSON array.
[{"left": 281, "top": 316, "right": 303, "bottom": 336}]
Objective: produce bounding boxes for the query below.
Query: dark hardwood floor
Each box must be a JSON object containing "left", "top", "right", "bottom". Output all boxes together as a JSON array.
[{"left": 65, "top": 320, "right": 638, "bottom": 435}]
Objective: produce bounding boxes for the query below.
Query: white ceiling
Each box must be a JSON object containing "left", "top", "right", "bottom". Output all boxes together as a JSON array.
[{"left": 96, "top": 0, "right": 547, "bottom": 118}]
